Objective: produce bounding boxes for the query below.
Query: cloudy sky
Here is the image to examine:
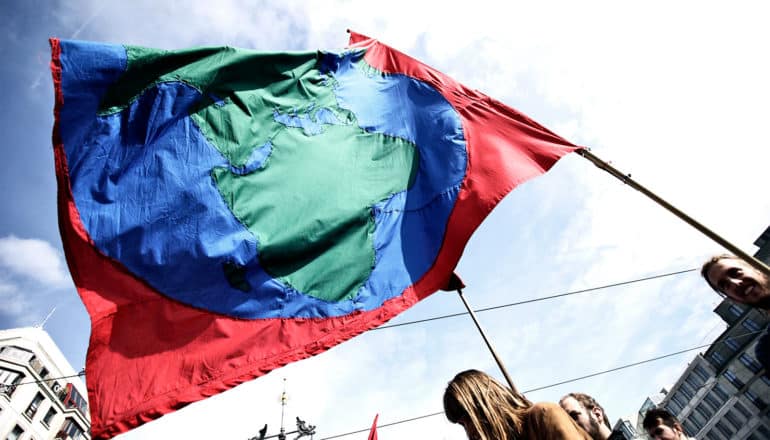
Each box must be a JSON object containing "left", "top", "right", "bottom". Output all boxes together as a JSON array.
[{"left": 1, "top": 0, "right": 769, "bottom": 439}]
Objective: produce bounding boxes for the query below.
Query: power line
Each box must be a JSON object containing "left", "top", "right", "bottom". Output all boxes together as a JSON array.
[
  {"left": 0, "top": 266, "right": 735, "bottom": 439},
  {"left": 316, "top": 329, "right": 765, "bottom": 439},
  {"left": 522, "top": 343, "right": 710, "bottom": 393},
  {"left": 3, "top": 268, "right": 697, "bottom": 392},
  {"left": 3, "top": 268, "right": 697, "bottom": 389},
  {"left": 320, "top": 411, "right": 444, "bottom": 440},
  {"left": 374, "top": 268, "right": 697, "bottom": 330},
  {"left": 0, "top": 370, "right": 85, "bottom": 389}
]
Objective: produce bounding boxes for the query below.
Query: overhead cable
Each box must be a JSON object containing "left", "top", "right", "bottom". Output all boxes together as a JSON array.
[
  {"left": 317, "top": 328, "right": 765, "bottom": 439},
  {"left": 375, "top": 268, "right": 697, "bottom": 330}
]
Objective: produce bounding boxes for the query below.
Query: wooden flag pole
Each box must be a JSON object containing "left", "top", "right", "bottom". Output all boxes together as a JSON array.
[
  {"left": 455, "top": 287, "right": 516, "bottom": 391},
  {"left": 577, "top": 148, "right": 770, "bottom": 277}
]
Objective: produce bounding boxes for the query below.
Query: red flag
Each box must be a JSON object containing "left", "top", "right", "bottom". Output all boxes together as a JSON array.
[
  {"left": 50, "top": 31, "right": 576, "bottom": 439},
  {"left": 368, "top": 414, "right": 379, "bottom": 440}
]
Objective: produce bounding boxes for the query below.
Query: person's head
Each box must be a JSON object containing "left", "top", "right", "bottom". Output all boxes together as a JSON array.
[
  {"left": 443, "top": 369, "right": 532, "bottom": 440},
  {"left": 702, "top": 254, "right": 770, "bottom": 309},
  {"left": 642, "top": 408, "right": 686, "bottom": 440},
  {"left": 558, "top": 393, "right": 611, "bottom": 440}
]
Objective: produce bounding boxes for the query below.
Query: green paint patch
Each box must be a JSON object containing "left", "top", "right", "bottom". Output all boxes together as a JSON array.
[{"left": 101, "top": 45, "right": 419, "bottom": 302}]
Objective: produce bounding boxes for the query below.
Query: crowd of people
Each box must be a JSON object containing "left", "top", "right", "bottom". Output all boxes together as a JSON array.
[{"left": 442, "top": 254, "right": 769, "bottom": 439}]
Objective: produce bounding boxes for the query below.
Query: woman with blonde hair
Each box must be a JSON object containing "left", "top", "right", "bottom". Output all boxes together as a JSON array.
[{"left": 443, "top": 369, "right": 591, "bottom": 440}]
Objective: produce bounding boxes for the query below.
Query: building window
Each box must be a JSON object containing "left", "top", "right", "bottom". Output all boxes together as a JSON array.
[
  {"left": 729, "top": 304, "right": 745, "bottom": 317},
  {"left": 738, "top": 352, "right": 762, "bottom": 373},
  {"left": 679, "top": 381, "right": 694, "bottom": 399},
  {"left": 711, "top": 382, "right": 729, "bottom": 402},
  {"left": 688, "top": 409, "right": 706, "bottom": 432},
  {"left": 0, "top": 368, "right": 24, "bottom": 396},
  {"left": 25, "top": 392, "right": 44, "bottom": 419},
  {"left": 683, "top": 420, "right": 699, "bottom": 438},
  {"left": 710, "top": 351, "right": 726, "bottom": 365},
  {"left": 704, "top": 430, "right": 721, "bottom": 440},
  {"left": 671, "top": 392, "right": 688, "bottom": 409},
  {"left": 42, "top": 407, "right": 56, "bottom": 427},
  {"left": 723, "top": 369, "right": 745, "bottom": 389},
  {"left": 747, "top": 424, "right": 770, "bottom": 440},
  {"left": 666, "top": 399, "right": 683, "bottom": 416},
  {"left": 60, "top": 383, "right": 88, "bottom": 417},
  {"left": 723, "top": 409, "right": 741, "bottom": 431},
  {"left": 620, "top": 421, "right": 634, "bottom": 436},
  {"left": 7, "top": 425, "right": 24, "bottom": 440},
  {"left": 58, "top": 418, "right": 85, "bottom": 440},
  {"left": 745, "top": 389, "right": 767, "bottom": 410},
  {"left": 692, "top": 364, "right": 710, "bottom": 382},
  {"left": 703, "top": 392, "right": 722, "bottom": 412},
  {"left": 695, "top": 402, "right": 714, "bottom": 420},
  {"left": 685, "top": 373, "right": 704, "bottom": 389},
  {"left": 732, "top": 400, "right": 752, "bottom": 419},
  {"left": 640, "top": 398, "right": 656, "bottom": 413},
  {"left": 715, "top": 420, "right": 734, "bottom": 438},
  {"left": 725, "top": 338, "right": 740, "bottom": 352},
  {"left": 742, "top": 318, "right": 761, "bottom": 332},
  {"left": 0, "top": 346, "right": 35, "bottom": 362},
  {"left": 0, "top": 368, "right": 21, "bottom": 385}
]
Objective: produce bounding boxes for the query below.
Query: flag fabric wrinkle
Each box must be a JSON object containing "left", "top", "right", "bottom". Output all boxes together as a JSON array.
[{"left": 50, "top": 31, "right": 578, "bottom": 439}]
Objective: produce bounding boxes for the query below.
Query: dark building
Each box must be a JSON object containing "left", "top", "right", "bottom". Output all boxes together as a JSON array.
[{"left": 657, "top": 228, "right": 770, "bottom": 439}]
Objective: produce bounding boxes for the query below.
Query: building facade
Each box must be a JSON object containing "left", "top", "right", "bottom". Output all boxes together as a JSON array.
[
  {"left": 607, "top": 392, "right": 665, "bottom": 439},
  {"left": 657, "top": 228, "right": 770, "bottom": 440},
  {"left": 0, "top": 327, "right": 90, "bottom": 440}
]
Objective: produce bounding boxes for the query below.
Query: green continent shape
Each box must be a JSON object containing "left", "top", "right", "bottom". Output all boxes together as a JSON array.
[{"left": 102, "top": 45, "right": 419, "bottom": 302}]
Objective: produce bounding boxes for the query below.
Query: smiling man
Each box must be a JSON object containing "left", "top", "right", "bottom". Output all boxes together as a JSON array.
[
  {"left": 702, "top": 255, "right": 770, "bottom": 309},
  {"left": 702, "top": 254, "right": 770, "bottom": 376}
]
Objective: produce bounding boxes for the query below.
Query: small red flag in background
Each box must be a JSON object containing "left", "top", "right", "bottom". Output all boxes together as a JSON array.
[{"left": 368, "top": 414, "right": 379, "bottom": 440}]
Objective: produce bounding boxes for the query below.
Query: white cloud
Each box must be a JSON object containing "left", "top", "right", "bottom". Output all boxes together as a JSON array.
[
  {"left": 0, "top": 235, "right": 70, "bottom": 287},
  {"left": 17, "top": 1, "right": 770, "bottom": 439},
  {"left": 0, "top": 280, "right": 26, "bottom": 318}
]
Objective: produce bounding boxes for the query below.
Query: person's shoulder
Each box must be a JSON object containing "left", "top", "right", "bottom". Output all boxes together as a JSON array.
[
  {"left": 529, "top": 401, "right": 563, "bottom": 413},
  {"left": 529, "top": 402, "right": 564, "bottom": 414},
  {"left": 525, "top": 402, "right": 591, "bottom": 439},
  {"left": 526, "top": 402, "right": 570, "bottom": 422}
]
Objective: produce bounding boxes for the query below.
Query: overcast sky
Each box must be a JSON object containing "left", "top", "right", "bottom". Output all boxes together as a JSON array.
[{"left": 1, "top": 1, "right": 769, "bottom": 439}]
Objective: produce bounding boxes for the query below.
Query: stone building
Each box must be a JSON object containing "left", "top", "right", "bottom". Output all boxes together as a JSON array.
[
  {"left": 657, "top": 228, "right": 770, "bottom": 439},
  {"left": 0, "top": 327, "right": 90, "bottom": 440}
]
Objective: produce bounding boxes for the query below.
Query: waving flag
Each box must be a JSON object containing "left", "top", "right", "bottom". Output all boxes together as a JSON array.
[{"left": 50, "top": 31, "right": 577, "bottom": 439}]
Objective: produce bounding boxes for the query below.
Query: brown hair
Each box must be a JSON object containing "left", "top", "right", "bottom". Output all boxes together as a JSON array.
[
  {"left": 642, "top": 408, "right": 683, "bottom": 433},
  {"left": 700, "top": 254, "right": 738, "bottom": 293},
  {"left": 443, "top": 370, "right": 532, "bottom": 440},
  {"left": 559, "top": 392, "right": 611, "bottom": 428}
]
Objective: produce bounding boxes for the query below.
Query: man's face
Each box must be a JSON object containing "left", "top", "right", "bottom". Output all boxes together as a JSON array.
[
  {"left": 646, "top": 421, "right": 683, "bottom": 440},
  {"left": 707, "top": 258, "right": 770, "bottom": 309},
  {"left": 559, "top": 397, "right": 602, "bottom": 439}
]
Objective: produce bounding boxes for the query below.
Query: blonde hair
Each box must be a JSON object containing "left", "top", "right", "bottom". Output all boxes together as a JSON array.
[{"left": 443, "top": 370, "right": 532, "bottom": 440}]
